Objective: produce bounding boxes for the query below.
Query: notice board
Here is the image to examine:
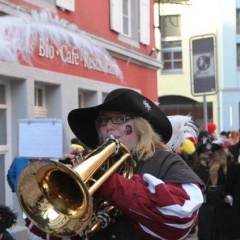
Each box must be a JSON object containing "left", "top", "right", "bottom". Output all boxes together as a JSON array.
[{"left": 18, "top": 118, "right": 71, "bottom": 159}]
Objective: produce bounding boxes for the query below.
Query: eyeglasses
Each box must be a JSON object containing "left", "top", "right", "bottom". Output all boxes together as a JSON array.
[{"left": 96, "top": 115, "right": 132, "bottom": 126}]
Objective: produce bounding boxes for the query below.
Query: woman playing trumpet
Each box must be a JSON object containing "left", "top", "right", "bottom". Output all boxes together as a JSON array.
[{"left": 68, "top": 88, "right": 204, "bottom": 240}]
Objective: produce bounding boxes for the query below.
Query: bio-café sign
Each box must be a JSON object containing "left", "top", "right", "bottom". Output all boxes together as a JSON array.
[{"left": 38, "top": 38, "right": 119, "bottom": 77}]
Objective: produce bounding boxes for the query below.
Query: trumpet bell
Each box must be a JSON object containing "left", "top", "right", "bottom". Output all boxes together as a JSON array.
[
  {"left": 17, "top": 138, "right": 134, "bottom": 237},
  {"left": 18, "top": 160, "right": 93, "bottom": 237}
]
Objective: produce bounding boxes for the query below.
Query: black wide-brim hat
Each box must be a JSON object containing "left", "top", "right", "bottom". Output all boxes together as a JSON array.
[{"left": 68, "top": 88, "right": 172, "bottom": 149}]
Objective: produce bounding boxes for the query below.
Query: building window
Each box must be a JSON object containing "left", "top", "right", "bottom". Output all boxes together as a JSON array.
[
  {"left": 0, "top": 83, "right": 7, "bottom": 145},
  {"left": 162, "top": 41, "right": 182, "bottom": 70},
  {"left": 237, "top": 44, "right": 240, "bottom": 68},
  {"left": 34, "top": 85, "right": 48, "bottom": 118},
  {"left": 0, "top": 83, "right": 6, "bottom": 104},
  {"left": 161, "top": 15, "right": 182, "bottom": 72},
  {"left": 237, "top": 9, "right": 240, "bottom": 34},
  {"left": 78, "top": 92, "right": 84, "bottom": 108},
  {"left": 0, "top": 154, "right": 5, "bottom": 204},
  {"left": 35, "top": 86, "right": 44, "bottom": 107},
  {"left": 110, "top": 0, "right": 150, "bottom": 45},
  {"left": 237, "top": 11, "right": 240, "bottom": 68},
  {"left": 122, "top": 0, "right": 131, "bottom": 36},
  {"left": 161, "top": 15, "right": 181, "bottom": 38}
]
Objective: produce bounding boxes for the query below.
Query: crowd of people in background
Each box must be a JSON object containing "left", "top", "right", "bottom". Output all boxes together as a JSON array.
[{"left": 177, "top": 123, "right": 240, "bottom": 240}]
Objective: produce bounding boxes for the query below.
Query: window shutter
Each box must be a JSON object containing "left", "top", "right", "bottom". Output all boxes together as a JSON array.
[
  {"left": 110, "top": 0, "right": 123, "bottom": 33},
  {"left": 140, "top": 0, "right": 150, "bottom": 45}
]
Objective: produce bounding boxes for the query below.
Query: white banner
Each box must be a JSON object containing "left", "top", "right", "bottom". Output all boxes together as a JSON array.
[{"left": 18, "top": 118, "right": 70, "bottom": 159}]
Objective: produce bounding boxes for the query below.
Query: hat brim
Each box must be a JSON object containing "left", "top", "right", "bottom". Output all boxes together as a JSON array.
[{"left": 68, "top": 88, "right": 172, "bottom": 149}]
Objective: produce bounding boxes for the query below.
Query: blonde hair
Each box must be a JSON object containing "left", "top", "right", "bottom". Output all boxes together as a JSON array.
[{"left": 131, "top": 117, "right": 169, "bottom": 160}]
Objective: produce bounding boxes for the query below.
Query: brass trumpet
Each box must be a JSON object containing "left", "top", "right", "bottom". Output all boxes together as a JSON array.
[{"left": 17, "top": 137, "right": 134, "bottom": 237}]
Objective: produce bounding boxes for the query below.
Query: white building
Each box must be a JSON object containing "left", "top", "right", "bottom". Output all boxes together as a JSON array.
[{"left": 156, "top": 0, "right": 240, "bottom": 134}]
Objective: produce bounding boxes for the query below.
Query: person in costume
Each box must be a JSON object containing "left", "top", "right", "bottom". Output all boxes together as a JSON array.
[
  {"left": 7, "top": 157, "right": 31, "bottom": 193},
  {"left": 228, "top": 130, "right": 240, "bottom": 145},
  {"left": 225, "top": 140, "right": 240, "bottom": 239},
  {"left": 68, "top": 88, "right": 204, "bottom": 240},
  {"left": 178, "top": 138, "right": 197, "bottom": 170},
  {"left": 194, "top": 136, "right": 232, "bottom": 240},
  {"left": 206, "top": 123, "right": 217, "bottom": 140}
]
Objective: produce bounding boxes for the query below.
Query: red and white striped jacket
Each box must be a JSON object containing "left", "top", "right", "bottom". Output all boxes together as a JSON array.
[{"left": 99, "top": 150, "right": 204, "bottom": 240}]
